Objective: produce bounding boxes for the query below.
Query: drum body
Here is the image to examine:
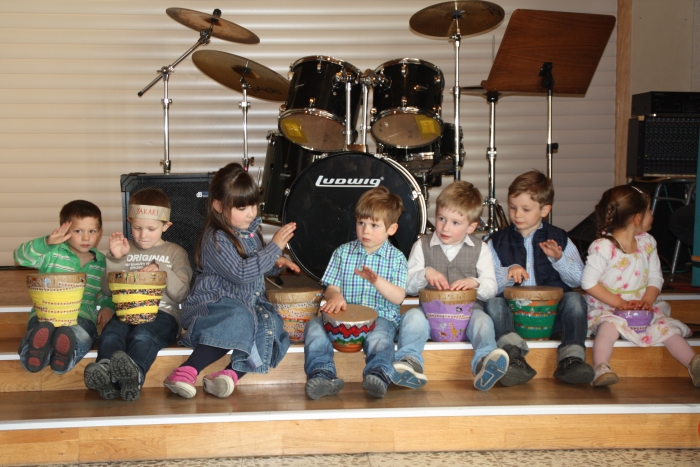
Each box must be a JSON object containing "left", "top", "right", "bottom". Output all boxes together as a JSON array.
[
  {"left": 380, "top": 123, "right": 464, "bottom": 175},
  {"left": 419, "top": 289, "right": 477, "bottom": 342},
  {"left": 266, "top": 287, "right": 323, "bottom": 343},
  {"left": 27, "top": 273, "right": 86, "bottom": 327},
  {"left": 283, "top": 151, "right": 426, "bottom": 280},
  {"left": 260, "top": 131, "right": 324, "bottom": 223},
  {"left": 279, "top": 56, "right": 362, "bottom": 152},
  {"left": 108, "top": 271, "right": 167, "bottom": 325},
  {"left": 614, "top": 309, "right": 653, "bottom": 333},
  {"left": 322, "top": 304, "right": 378, "bottom": 352},
  {"left": 504, "top": 286, "right": 563, "bottom": 340},
  {"left": 371, "top": 58, "right": 444, "bottom": 148}
]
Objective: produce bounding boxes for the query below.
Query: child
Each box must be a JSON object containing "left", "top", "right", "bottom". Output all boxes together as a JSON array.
[
  {"left": 14, "top": 200, "right": 114, "bottom": 374},
  {"left": 583, "top": 185, "right": 700, "bottom": 387},
  {"left": 402, "top": 181, "right": 509, "bottom": 391},
  {"left": 484, "top": 170, "right": 594, "bottom": 385},
  {"left": 304, "top": 186, "right": 408, "bottom": 400},
  {"left": 85, "top": 188, "right": 193, "bottom": 401},
  {"left": 163, "top": 163, "right": 299, "bottom": 398}
]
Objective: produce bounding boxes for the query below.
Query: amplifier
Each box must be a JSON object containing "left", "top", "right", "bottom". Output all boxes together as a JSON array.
[
  {"left": 632, "top": 91, "right": 700, "bottom": 116},
  {"left": 626, "top": 115, "right": 700, "bottom": 177}
]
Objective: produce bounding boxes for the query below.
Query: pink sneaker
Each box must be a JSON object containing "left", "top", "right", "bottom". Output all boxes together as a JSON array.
[
  {"left": 203, "top": 369, "right": 238, "bottom": 398},
  {"left": 163, "top": 366, "right": 198, "bottom": 399}
]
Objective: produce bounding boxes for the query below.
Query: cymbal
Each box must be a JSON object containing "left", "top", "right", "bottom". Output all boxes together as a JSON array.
[
  {"left": 166, "top": 8, "right": 259, "bottom": 44},
  {"left": 409, "top": 1, "right": 505, "bottom": 38},
  {"left": 192, "top": 50, "right": 289, "bottom": 102}
]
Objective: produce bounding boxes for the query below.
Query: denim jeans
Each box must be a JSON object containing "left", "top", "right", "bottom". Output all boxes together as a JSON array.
[
  {"left": 393, "top": 308, "right": 430, "bottom": 368},
  {"left": 484, "top": 291, "right": 588, "bottom": 362},
  {"left": 97, "top": 311, "right": 179, "bottom": 376},
  {"left": 465, "top": 308, "right": 498, "bottom": 374},
  {"left": 18, "top": 316, "right": 98, "bottom": 374}
]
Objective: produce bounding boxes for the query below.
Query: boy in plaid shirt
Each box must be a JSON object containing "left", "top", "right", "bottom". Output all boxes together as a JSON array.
[{"left": 303, "top": 187, "right": 414, "bottom": 400}]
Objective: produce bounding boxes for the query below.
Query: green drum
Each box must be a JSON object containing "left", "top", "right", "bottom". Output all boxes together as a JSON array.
[{"left": 504, "top": 286, "right": 563, "bottom": 340}]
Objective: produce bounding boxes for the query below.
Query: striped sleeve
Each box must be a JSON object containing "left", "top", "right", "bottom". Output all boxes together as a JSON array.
[{"left": 13, "top": 236, "right": 52, "bottom": 268}]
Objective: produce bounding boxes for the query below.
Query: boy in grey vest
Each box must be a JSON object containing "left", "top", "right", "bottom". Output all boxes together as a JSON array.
[{"left": 397, "top": 181, "right": 509, "bottom": 391}]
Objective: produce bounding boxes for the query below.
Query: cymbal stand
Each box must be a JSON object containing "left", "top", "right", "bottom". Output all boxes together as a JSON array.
[
  {"left": 360, "top": 81, "right": 370, "bottom": 150},
  {"left": 138, "top": 19, "right": 216, "bottom": 173},
  {"left": 539, "top": 62, "right": 558, "bottom": 223},
  {"left": 485, "top": 90, "right": 509, "bottom": 234},
  {"left": 450, "top": 32, "right": 462, "bottom": 181},
  {"left": 343, "top": 69, "right": 357, "bottom": 151},
  {"left": 239, "top": 73, "right": 252, "bottom": 170}
]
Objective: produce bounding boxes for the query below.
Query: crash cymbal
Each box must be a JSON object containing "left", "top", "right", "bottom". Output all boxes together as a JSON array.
[
  {"left": 192, "top": 50, "right": 289, "bottom": 102},
  {"left": 166, "top": 7, "right": 259, "bottom": 44},
  {"left": 409, "top": 1, "right": 505, "bottom": 38}
]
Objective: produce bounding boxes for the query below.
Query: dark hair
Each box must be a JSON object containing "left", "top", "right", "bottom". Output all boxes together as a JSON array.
[
  {"left": 508, "top": 170, "right": 554, "bottom": 207},
  {"left": 594, "top": 185, "right": 650, "bottom": 250},
  {"left": 194, "top": 163, "right": 262, "bottom": 268},
  {"left": 355, "top": 186, "right": 404, "bottom": 227},
  {"left": 129, "top": 188, "right": 171, "bottom": 209},
  {"left": 59, "top": 200, "right": 103, "bottom": 230}
]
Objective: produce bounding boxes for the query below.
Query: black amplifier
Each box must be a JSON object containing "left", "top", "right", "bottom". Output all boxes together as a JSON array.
[{"left": 632, "top": 91, "right": 700, "bottom": 117}]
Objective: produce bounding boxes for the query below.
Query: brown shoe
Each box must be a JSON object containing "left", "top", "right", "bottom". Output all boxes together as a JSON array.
[{"left": 592, "top": 363, "right": 619, "bottom": 387}]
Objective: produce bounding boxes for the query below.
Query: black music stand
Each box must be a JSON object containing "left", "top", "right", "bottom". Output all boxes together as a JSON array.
[{"left": 480, "top": 9, "right": 615, "bottom": 223}]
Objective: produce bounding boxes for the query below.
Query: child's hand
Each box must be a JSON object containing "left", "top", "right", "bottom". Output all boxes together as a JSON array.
[
  {"left": 355, "top": 266, "right": 378, "bottom": 284},
  {"left": 272, "top": 222, "right": 296, "bottom": 250},
  {"left": 109, "top": 232, "right": 130, "bottom": 259},
  {"left": 320, "top": 295, "right": 347, "bottom": 314},
  {"left": 450, "top": 278, "right": 479, "bottom": 291},
  {"left": 139, "top": 263, "right": 159, "bottom": 273},
  {"left": 276, "top": 256, "right": 300, "bottom": 273},
  {"left": 507, "top": 265, "right": 529, "bottom": 284},
  {"left": 625, "top": 299, "right": 652, "bottom": 311},
  {"left": 47, "top": 222, "right": 73, "bottom": 246},
  {"left": 425, "top": 268, "right": 450, "bottom": 290},
  {"left": 539, "top": 239, "right": 563, "bottom": 260},
  {"left": 97, "top": 307, "right": 114, "bottom": 329}
]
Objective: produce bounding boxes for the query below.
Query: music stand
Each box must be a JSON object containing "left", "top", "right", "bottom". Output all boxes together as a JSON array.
[{"left": 480, "top": 9, "right": 615, "bottom": 225}]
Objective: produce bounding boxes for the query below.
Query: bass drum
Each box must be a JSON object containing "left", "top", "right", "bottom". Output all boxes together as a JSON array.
[{"left": 282, "top": 152, "right": 426, "bottom": 281}]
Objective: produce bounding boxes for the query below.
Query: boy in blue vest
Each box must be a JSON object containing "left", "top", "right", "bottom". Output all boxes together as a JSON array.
[{"left": 485, "top": 170, "right": 594, "bottom": 385}]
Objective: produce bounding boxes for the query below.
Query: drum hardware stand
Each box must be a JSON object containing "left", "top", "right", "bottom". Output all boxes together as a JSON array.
[
  {"left": 138, "top": 20, "right": 217, "bottom": 173},
  {"left": 238, "top": 72, "right": 253, "bottom": 170},
  {"left": 450, "top": 31, "right": 462, "bottom": 181},
  {"left": 342, "top": 69, "right": 358, "bottom": 151},
  {"left": 540, "top": 62, "right": 558, "bottom": 224}
]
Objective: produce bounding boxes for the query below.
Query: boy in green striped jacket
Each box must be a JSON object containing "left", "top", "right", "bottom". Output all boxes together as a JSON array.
[{"left": 14, "top": 200, "right": 115, "bottom": 374}]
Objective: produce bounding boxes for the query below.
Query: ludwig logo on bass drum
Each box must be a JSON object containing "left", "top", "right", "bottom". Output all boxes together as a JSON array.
[{"left": 315, "top": 175, "right": 382, "bottom": 188}]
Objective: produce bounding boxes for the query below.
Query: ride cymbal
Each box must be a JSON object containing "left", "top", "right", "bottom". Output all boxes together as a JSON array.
[
  {"left": 192, "top": 50, "right": 289, "bottom": 102},
  {"left": 409, "top": 1, "right": 505, "bottom": 38},
  {"left": 166, "top": 7, "right": 260, "bottom": 44}
]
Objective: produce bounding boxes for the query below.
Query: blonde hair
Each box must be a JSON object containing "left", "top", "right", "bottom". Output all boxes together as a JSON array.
[
  {"left": 436, "top": 181, "right": 483, "bottom": 223},
  {"left": 508, "top": 170, "right": 554, "bottom": 207},
  {"left": 355, "top": 187, "right": 404, "bottom": 227}
]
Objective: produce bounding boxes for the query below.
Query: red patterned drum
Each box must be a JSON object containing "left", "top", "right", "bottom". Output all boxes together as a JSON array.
[{"left": 322, "top": 304, "right": 378, "bottom": 353}]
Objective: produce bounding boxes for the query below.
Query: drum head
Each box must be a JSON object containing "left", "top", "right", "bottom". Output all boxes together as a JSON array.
[{"left": 283, "top": 152, "right": 425, "bottom": 281}]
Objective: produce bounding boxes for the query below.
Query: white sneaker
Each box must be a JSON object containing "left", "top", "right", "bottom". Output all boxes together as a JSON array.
[{"left": 592, "top": 363, "right": 619, "bottom": 387}]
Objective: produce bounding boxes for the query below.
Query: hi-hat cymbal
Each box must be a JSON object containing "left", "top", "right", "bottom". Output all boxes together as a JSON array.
[
  {"left": 166, "top": 8, "right": 259, "bottom": 44},
  {"left": 192, "top": 50, "right": 289, "bottom": 102},
  {"left": 409, "top": 1, "right": 505, "bottom": 38}
]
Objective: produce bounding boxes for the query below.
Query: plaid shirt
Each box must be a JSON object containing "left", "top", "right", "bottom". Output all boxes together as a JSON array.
[{"left": 322, "top": 239, "right": 407, "bottom": 325}]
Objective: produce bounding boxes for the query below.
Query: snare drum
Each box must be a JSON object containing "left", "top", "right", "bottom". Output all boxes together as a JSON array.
[
  {"left": 419, "top": 289, "right": 477, "bottom": 342},
  {"left": 504, "top": 286, "right": 563, "bottom": 340},
  {"left": 266, "top": 287, "right": 323, "bottom": 343},
  {"left": 27, "top": 273, "right": 86, "bottom": 327},
  {"left": 371, "top": 58, "right": 444, "bottom": 148},
  {"left": 279, "top": 56, "right": 362, "bottom": 152},
  {"left": 379, "top": 123, "right": 464, "bottom": 175},
  {"left": 322, "top": 304, "right": 378, "bottom": 352},
  {"left": 108, "top": 271, "right": 167, "bottom": 325},
  {"left": 282, "top": 151, "right": 426, "bottom": 280}
]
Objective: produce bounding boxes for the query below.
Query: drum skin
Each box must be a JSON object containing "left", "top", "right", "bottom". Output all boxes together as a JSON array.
[
  {"left": 504, "top": 286, "right": 563, "bottom": 340},
  {"left": 322, "top": 304, "right": 378, "bottom": 353}
]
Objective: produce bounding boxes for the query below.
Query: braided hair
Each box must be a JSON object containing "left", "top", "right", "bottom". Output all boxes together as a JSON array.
[{"left": 594, "top": 185, "right": 650, "bottom": 250}]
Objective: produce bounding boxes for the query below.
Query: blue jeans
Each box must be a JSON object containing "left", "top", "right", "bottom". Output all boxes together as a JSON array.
[
  {"left": 393, "top": 308, "right": 430, "bottom": 368},
  {"left": 304, "top": 315, "right": 398, "bottom": 382},
  {"left": 484, "top": 291, "right": 588, "bottom": 362},
  {"left": 465, "top": 308, "right": 498, "bottom": 375},
  {"left": 97, "top": 311, "right": 179, "bottom": 376},
  {"left": 18, "top": 316, "right": 97, "bottom": 374}
]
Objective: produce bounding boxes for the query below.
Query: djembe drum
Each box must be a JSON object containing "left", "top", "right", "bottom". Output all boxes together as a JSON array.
[
  {"left": 419, "top": 289, "right": 477, "bottom": 342},
  {"left": 27, "top": 273, "right": 86, "bottom": 327},
  {"left": 614, "top": 309, "right": 653, "bottom": 333},
  {"left": 504, "top": 286, "right": 563, "bottom": 340},
  {"left": 108, "top": 271, "right": 167, "bottom": 325},
  {"left": 266, "top": 287, "right": 323, "bottom": 343},
  {"left": 322, "top": 304, "right": 378, "bottom": 352}
]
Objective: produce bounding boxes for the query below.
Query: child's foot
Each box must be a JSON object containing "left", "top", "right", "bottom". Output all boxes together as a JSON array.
[
  {"left": 499, "top": 344, "right": 537, "bottom": 387},
  {"left": 553, "top": 357, "right": 595, "bottom": 384},
  {"left": 203, "top": 369, "right": 238, "bottom": 398},
  {"left": 84, "top": 361, "right": 119, "bottom": 400},
  {"left": 362, "top": 370, "right": 390, "bottom": 399},
  {"left": 473, "top": 348, "right": 509, "bottom": 391},
  {"left": 111, "top": 351, "right": 144, "bottom": 401},
  {"left": 26, "top": 322, "right": 55, "bottom": 372},
  {"left": 164, "top": 365, "right": 198, "bottom": 399},
  {"left": 592, "top": 363, "right": 619, "bottom": 387},
  {"left": 305, "top": 371, "right": 344, "bottom": 400},
  {"left": 50, "top": 327, "right": 76, "bottom": 373},
  {"left": 392, "top": 357, "right": 428, "bottom": 389},
  {"left": 688, "top": 354, "right": 700, "bottom": 387}
]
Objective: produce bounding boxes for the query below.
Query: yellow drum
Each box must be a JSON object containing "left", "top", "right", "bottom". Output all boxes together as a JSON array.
[
  {"left": 419, "top": 289, "right": 477, "bottom": 342},
  {"left": 27, "top": 273, "right": 86, "bottom": 327},
  {"left": 266, "top": 287, "right": 323, "bottom": 343},
  {"left": 504, "top": 286, "right": 563, "bottom": 340},
  {"left": 322, "top": 304, "right": 378, "bottom": 353},
  {"left": 108, "top": 271, "right": 167, "bottom": 325}
]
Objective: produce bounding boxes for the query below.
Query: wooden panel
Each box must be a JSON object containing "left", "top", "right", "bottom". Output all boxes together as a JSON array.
[
  {"left": 614, "top": 0, "right": 632, "bottom": 184},
  {"left": 0, "top": 429, "right": 80, "bottom": 465}
]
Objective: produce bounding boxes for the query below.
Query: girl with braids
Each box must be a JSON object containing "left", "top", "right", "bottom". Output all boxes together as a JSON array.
[
  {"left": 164, "top": 163, "right": 299, "bottom": 398},
  {"left": 582, "top": 185, "right": 699, "bottom": 387}
]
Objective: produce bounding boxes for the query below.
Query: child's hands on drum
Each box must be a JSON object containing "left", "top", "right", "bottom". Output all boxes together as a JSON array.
[
  {"left": 425, "top": 267, "right": 450, "bottom": 290},
  {"left": 109, "top": 232, "right": 130, "bottom": 259},
  {"left": 47, "top": 222, "right": 73, "bottom": 245},
  {"left": 355, "top": 266, "right": 378, "bottom": 284},
  {"left": 622, "top": 299, "right": 652, "bottom": 311},
  {"left": 321, "top": 294, "right": 347, "bottom": 314},
  {"left": 276, "top": 256, "right": 300, "bottom": 273},
  {"left": 507, "top": 265, "right": 529, "bottom": 284},
  {"left": 539, "top": 239, "right": 563, "bottom": 260},
  {"left": 450, "top": 278, "right": 479, "bottom": 291},
  {"left": 272, "top": 222, "right": 296, "bottom": 250},
  {"left": 139, "top": 263, "right": 159, "bottom": 273}
]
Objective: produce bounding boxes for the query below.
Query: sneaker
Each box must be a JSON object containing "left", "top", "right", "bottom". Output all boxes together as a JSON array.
[
  {"left": 164, "top": 365, "right": 198, "bottom": 399},
  {"left": 362, "top": 371, "right": 389, "bottom": 399},
  {"left": 392, "top": 357, "right": 428, "bottom": 389},
  {"left": 499, "top": 344, "right": 537, "bottom": 387},
  {"left": 592, "top": 363, "right": 619, "bottom": 387},
  {"left": 305, "top": 376, "right": 345, "bottom": 400},
  {"left": 203, "top": 369, "right": 238, "bottom": 398},
  {"left": 688, "top": 354, "right": 700, "bottom": 388},
  {"left": 84, "top": 361, "right": 119, "bottom": 400},
  {"left": 111, "top": 351, "right": 144, "bottom": 401},
  {"left": 50, "top": 327, "right": 76, "bottom": 373},
  {"left": 473, "top": 348, "right": 509, "bottom": 391},
  {"left": 553, "top": 357, "right": 595, "bottom": 385},
  {"left": 26, "top": 322, "right": 55, "bottom": 372}
]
